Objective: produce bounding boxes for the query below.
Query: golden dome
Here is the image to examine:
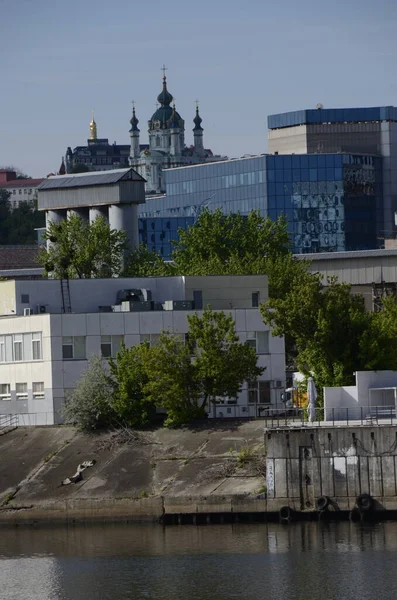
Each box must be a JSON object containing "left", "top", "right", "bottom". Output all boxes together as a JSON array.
[{"left": 89, "top": 110, "right": 97, "bottom": 140}]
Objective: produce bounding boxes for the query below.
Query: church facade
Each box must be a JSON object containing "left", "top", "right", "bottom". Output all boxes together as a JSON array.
[
  {"left": 129, "top": 74, "right": 225, "bottom": 193},
  {"left": 65, "top": 74, "right": 225, "bottom": 193}
]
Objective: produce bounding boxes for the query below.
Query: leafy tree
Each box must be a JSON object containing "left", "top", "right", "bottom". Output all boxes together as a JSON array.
[
  {"left": 144, "top": 309, "right": 264, "bottom": 426},
  {"left": 5, "top": 201, "right": 45, "bottom": 244},
  {"left": 38, "top": 215, "right": 128, "bottom": 278},
  {"left": 123, "top": 243, "right": 168, "bottom": 277},
  {"left": 187, "top": 309, "right": 264, "bottom": 409},
  {"left": 63, "top": 355, "right": 115, "bottom": 431},
  {"left": 171, "top": 209, "right": 290, "bottom": 275},
  {"left": 261, "top": 275, "right": 397, "bottom": 394},
  {"left": 108, "top": 342, "right": 155, "bottom": 427},
  {"left": 123, "top": 209, "right": 308, "bottom": 300},
  {"left": 144, "top": 333, "right": 201, "bottom": 427}
]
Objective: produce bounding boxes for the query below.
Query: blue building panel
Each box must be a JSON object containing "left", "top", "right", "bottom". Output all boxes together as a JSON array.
[{"left": 268, "top": 106, "right": 397, "bottom": 130}]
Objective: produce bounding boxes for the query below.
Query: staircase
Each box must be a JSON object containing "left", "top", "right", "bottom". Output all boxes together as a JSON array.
[{"left": 60, "top": 278, "right": 72, "bottom": 313}]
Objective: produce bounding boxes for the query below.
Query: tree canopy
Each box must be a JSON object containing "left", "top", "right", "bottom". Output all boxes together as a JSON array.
[
  {"left": 261, "top": 275, "right": 397, "bottom": 393},
  {"left": 123, "top": 209, "right": 307, "bottom": 299},
  {"left": 38, "top": 215, "right": 128, "bottom": 278},
  {"left": 0, "top": 190, "right": 45, "bottom": 244}
]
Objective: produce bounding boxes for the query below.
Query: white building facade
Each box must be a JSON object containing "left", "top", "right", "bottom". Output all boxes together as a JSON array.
[{"left": 0, "top": 276, "right": 286, "bottom": 425}]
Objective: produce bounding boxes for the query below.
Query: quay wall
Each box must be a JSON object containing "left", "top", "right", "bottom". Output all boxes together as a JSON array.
[{"left": 266, "top": 425, "right": 397, "bottom": 512}]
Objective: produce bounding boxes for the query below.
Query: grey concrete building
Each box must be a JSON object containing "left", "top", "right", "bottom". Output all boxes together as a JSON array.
[{"left": 37, "top": 168, "right": 146, "bottom": 249}]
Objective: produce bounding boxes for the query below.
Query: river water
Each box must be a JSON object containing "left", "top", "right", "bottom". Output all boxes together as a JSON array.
[{"left": 1, "top": 521, "right": 397, "bottom": 599}]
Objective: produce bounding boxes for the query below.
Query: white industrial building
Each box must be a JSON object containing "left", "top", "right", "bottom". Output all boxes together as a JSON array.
[{"left": 0, "top": 275, "right": 286, "bottom": 425}]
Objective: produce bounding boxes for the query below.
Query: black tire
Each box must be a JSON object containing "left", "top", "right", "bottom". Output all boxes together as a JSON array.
[
  {"left": 279, "top": 506, "right": 292, "bottom": 522},
  {"left": 356, "top": 493, "right": 373, "bottom": 512},
  {"left": 316, "top": 495, "right": 329, "bottom": 512}
]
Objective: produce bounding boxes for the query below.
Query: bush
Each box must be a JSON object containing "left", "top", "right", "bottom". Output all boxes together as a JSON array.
[{"left": 63, "top": 355, "right": 115, "bottom": 431}]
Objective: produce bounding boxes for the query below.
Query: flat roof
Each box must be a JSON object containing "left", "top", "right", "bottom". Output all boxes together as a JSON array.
[
  {"left": 268, "top": 106, "right": 397, "bottom": 130},
  {"left": 295, "top": 249, "right": 397, "bottom": 261},
  {"left": 37, "top": 168, "right": 145, "bottom": 191}
]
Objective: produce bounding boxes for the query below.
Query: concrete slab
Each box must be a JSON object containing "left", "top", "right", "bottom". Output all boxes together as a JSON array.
[{"left": 0, "top": 428, "right": 77, "bottom": 500}]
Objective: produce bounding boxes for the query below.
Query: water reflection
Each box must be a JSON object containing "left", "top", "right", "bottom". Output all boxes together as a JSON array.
[{"left": 0, "top": 522, "right": 397, "bottom": 599}]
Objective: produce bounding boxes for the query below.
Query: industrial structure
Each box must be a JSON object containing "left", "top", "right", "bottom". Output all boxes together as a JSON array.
[{"left": 37, "top": 168, "right": 146, "bottom": 250}]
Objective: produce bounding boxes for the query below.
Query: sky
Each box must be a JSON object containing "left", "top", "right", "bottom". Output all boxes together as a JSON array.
[{"left": 0, "top": 0, "right": 396, "bottom": 177}]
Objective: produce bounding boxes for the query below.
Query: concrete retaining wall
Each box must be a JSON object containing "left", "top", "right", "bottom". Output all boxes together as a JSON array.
[{"left": 266, "top": 425, "right": 397, "bottom": 512}]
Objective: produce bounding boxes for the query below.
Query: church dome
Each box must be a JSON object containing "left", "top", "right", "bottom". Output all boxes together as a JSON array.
[
  {"left": 157, "top": 76, "right": 173, "bottom": 106},
  {"left": 129, "top": 106, "right": 140, "bottom": 132},
  {"left": 193, "top": 106, "right": 203, "bottom": 131},
  {"left": 149, "top": 77, "right": 184, "bottom": 130}
]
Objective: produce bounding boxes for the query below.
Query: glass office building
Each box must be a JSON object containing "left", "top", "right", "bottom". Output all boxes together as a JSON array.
[
  {"left": 138, "top": 153, "right": 383, "bottom": 257},
  {"left": 267, "top": 153, "right": 382, "bottom": 253}
]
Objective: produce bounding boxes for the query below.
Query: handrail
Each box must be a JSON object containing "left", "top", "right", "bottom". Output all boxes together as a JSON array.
[{"left": 0, "top": 414, "right": 18, "bottom": 431}]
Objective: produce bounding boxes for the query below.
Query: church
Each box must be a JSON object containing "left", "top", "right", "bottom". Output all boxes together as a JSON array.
[{"left": 65, "top": 72, "right": 225, "bottom": 194}]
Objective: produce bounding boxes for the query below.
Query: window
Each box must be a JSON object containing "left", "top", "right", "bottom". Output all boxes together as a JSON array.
[
  {"left": 32, "top": 332, "right": 42, "bottom": 360},
  {"left": 246, "top": 331, "right": 269, "bottom": 354},
  {"left": 101, "top": 335, "right": 124, "bottom": 358},
  {"left": 62, "top": 336, "right": 86, "bottom": 359},
  {"left": 16, "top": 383, "right": 28, "bottom": 400},
  {"left": 21, "top": 294, "right": 30, "bottom": 304},
  {"left": 193, "top": 290, "right": 203, "bottom": 309},
  {"left": 252, "top": 292, "right": 260, "bottom": 308},
  {"left": 13, "top": 335, "right": 23, "bottom": 361},
  {"left": 0, "top": 337, "right": 4, "bottom": 363},
  {"left": 248, "top": 381, "right": 271, "bottom": 404},
  {"left": 0, "top": 384, "right": 10, "bottom": 400},
  {"left": 19, "top": 189, "right": 22, "bottom": 195},
  {"left": 33, "top": 382, "right": 45, "bottom": 399},
  {"left": 12, "top": 190, "right": 16, "bottom": 195}
]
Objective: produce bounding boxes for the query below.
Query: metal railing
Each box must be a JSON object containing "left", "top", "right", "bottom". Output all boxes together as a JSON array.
[
  {"left": 259, "top": 405, "right": 397, "bottom": 428},
  {"left": 0, "top": 414, "right": 18, "bottom": 431}
]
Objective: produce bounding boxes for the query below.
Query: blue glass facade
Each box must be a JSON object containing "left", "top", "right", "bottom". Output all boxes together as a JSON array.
[
  {"left": 268, "top": 106, "right": 397, "bottom": 130},
  {"left": 138, "top": 153, "right": 383, "bottom": 258},
  {"left": 139, "top": 217, "right": 194, "bottom": 258},
  {"left": 266, "top": 154, "right": 382, "bottom": 253}
]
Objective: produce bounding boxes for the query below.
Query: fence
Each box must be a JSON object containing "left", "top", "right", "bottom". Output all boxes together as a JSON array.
[
  {"left": 0, "top": 414, "right": 18, "bottom": 431},
  {"left": 259, "top": 405, "right": 397, "bottom": 428}
]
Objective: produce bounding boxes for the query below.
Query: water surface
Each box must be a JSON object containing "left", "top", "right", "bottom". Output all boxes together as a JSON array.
[{"left": 1, "top": 521, "right": 397, "bottom": 599}]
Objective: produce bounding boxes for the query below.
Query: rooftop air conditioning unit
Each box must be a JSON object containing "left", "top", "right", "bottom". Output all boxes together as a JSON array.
[
  {"left": 173, "top": 300, "right": 195, "bottom": 311},
  {"left": 23, "top": 308, "right": 32, "bottom": 316},
  {"left": 37, "top": 305, "right": 47, "bottom": 314}
]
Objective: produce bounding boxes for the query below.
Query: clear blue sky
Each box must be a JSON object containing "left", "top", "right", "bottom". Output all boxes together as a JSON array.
[{"left": 0, "top": 0, "right": 396, "bottom": 176}]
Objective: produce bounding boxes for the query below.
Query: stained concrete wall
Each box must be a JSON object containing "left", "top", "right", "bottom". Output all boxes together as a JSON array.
[{"left": 266, "top": 425, "right": 397, "bottom": 512}]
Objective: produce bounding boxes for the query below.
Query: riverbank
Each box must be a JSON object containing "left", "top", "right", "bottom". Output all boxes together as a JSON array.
[{"left": 0, "top": 422, "right": 267, "bottom": 526}]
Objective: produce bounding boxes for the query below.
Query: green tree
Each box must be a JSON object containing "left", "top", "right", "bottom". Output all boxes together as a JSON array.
[
  {"left": 144, "top": 333, "right": 201, "bottom": 427},
  {"left": 108, "top": 342, "right": 155, "bottom": 427},
  {"left": 5, "top": 201, "right": 45, "bottom": 244},
  {"left": 38, "top": 215, "right": 128, "bottom": 278},
  {"left": 63, "top": 355, "right": 115, "bottom": 431},
  {"left": 171, "top": 209, "right": 290, "bottom": 275},
  {"left": 123, "top": 243, "right": 168, "bottom": 277},
  {"left": 144, "top": 309, "right": 264, "bottom": 426},
  {"left": 124, "top": 209, "right": 308, "bottom": 299},
  {"left": 261, "top": 275, "right": 397, "bottom": 394}
]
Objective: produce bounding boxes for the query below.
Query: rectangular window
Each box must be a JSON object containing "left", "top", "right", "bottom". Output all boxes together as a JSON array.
[
  {"left": 257, "top": 331, "right": 269, "bottom": 354},
  {"left": 21, "top": 294, "right": 30, "bottom": 304},
  {"left": 33, "top": 382, "right": 45, "bottom": 399},
  {"left": 252, "top": 292, "right": 260, "bottom": 308},
  {"left": 0, "top": 384, "right": 11, "bottom": 400},
  {"left": 246, "top": 332, "right": 257, "bottom": 350},
  {"left": 32, "top": 332, "right": 42, "bottom": 360},
  {"left": 246, "top": 331, "right": 269, "bottom": 354},
  {"left": 140, "top": 334, "right": 151, "bottom": 346},
  {"left": 258, "top": 381, "right": 271, "bottom": 404},
  {"left": 193, "top": 290, "right": 203, "bottom": 310},
  {"left": 13, "top": 335, "right": 23, "bottom": 361},
  {"left": 62, "top": 336, "right": 86, "bottom": 359},
  {"left": 101, "top": 335, "right": 124, "bottom": 358},
  {"left": 16, "top": 382, "right": 28, "bottom": 400}
]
